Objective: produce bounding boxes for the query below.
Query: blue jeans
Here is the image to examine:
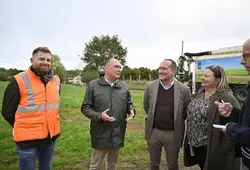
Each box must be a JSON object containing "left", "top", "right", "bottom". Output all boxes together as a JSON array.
[{"left": 16, "top": 141, "right": 56, "bottom": 170}]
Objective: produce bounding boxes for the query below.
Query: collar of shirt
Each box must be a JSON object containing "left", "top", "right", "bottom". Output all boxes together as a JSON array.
[
  {"left": 160, "top": 80, "right": 174, "bottom": 90},
  {"left": 104, "top": 76, "right": 117, "bottom": 87}
]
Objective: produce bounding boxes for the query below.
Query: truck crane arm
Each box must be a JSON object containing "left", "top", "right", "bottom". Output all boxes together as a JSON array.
[{"left": 177, "top": 51, "right": 212, "bottom": 83}]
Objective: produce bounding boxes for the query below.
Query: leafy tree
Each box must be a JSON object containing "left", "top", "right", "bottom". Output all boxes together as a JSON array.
[
  {"left": 0, "top": 68, "right": 23, "bottom": 81},
  {"left": 0, "top": 67, "right": 6, "bottom": 72},
  {"left": 51, "top": 54, "right": 67, "bottom": 83},
  {"left": 139, "top": 67, "right": 151, "bottom": 80},
  {"left": 67, "top": 69, "right": 81, "bottom": 79},
  {"left": 121, "top": 65, "right": 131, "bottom": 80},
  {"left": 81, "top": 35, "right": 127, "bottom": 71},
  {"left": 0, "top": 72, "right": 9, "bottom": 81},
  {"left": 81, "top": 70, "right": 98, "bottom": 84},
  {"left": 151, "top": 69, "right": 159, "bottom": 80}
]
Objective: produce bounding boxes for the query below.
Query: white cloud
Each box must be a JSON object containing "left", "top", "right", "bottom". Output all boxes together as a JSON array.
[{"left": 0, "top": 0, "right": 249, "bottom": 70}]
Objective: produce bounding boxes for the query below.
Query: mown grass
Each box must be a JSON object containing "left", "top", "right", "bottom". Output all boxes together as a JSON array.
[
  {"left": 124, "top": 80, "right": 148, "bottom": 90},
  {"left": 225, "top": 69, "right": 249, "bottom": 76},
  {"left": 196, "top": 69, "right": 250, "bottom": 84},
  {"left": 0, "top": 81, "right": 198, "bottom": 170},
  {"left": 196, "top": 69, "right": 249, "bottom": 76}
]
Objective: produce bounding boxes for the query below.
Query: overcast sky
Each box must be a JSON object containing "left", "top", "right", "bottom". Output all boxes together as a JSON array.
[{"left": 1, "top": 0, "right": 250, "bottom": 70}]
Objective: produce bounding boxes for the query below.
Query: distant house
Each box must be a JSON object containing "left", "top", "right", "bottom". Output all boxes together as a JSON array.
[{"left": 72, "top": 75, "right": 83, "bottom": 86}]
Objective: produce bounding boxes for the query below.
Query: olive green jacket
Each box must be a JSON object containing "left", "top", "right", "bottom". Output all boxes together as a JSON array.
[{"left": 81, "top": 76, "right": 134, "bottom": 149}]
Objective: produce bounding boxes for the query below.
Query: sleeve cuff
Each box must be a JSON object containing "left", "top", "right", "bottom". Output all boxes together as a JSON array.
[
  {"left": 96, "top": 113, "right": 103, "bottom": 123},
  {"left": 228, "top": 107, "right": 240, "bottom": 122},
  {"left": 226, "top": 122, "right": 237, "bottom": 136}
]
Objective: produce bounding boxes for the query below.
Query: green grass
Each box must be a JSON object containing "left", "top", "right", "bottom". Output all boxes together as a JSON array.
[
  {"left": 195, "top": 76, "right": 250, "bottom": 84},
  {"left": 225, "top": 69, "right": 249, "bottom": 76},
  {"left": 195, "top": 69, "right": 250, "bottom": 84},
  {"left": 0, "top": 81, "right": 198, "bottom": 170},
  {"left": 124, "top": 80, "right": 148, "bottom": 90},
  {"left": 196, "top": 69, "right": 249, "bottom": 76}
]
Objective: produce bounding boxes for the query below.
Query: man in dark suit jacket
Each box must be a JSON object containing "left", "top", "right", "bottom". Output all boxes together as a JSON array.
[
  {"left": 215, "top": 39, "right": 250, "bottom": 170},
  {"left": 144, "top": 59, "right": 191, "bottom": 170}
]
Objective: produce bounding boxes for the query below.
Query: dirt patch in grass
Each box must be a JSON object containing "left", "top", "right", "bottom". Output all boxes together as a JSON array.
[
  {"left": 127, "top": 123, "right": 144, "bottom": 132},
  {"left": 60, "top": 160, "right": 89, "bottom": 170},
  {"left": 58, "top": 159, "right": 199, "bottom": 170}
]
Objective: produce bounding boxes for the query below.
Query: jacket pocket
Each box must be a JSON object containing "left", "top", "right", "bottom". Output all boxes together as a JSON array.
[
  {"left": 90, "top": 124, "right": 109, "bottom": 138},
  {"left": 221, "top": 136, "right": 236, "bottom": 155},
  {"left": 54, "top": 114, "right": 60, "bottom": 136},
  {"left": 15, "top": 122, "right": 45, "bottom": 141}
]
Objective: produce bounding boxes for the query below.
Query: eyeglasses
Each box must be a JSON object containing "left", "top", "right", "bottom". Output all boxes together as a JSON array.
[{"left": 243, "top": 53, "right": 250, "bottom": 60}]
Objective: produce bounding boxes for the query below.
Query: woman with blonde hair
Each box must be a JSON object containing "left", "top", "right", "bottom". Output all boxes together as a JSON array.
[{"left": 184, "top": 65, "right": 240, "bottom": 170}]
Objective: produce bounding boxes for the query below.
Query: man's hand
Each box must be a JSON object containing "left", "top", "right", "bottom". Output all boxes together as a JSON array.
[
  {"left": 126, "top": 109, "right": 134, "bottom": 122},
  {"left": 214, "top": 100, "right": 233, "bottom": 117},
  {"left": 101, "top": 109, "right": 116, "bottom": 122}
]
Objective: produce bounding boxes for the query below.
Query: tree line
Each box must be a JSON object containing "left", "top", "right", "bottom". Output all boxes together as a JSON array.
[
  {"left": 0, "top": 68, "right": 23, "bottom": 81},
  {"left": 0, "top": 35, "right": 163, "bottom": 83},
  {"left": 0, "top": 54, "right": 68, "bottom": 83},
  {"left": 0, "top": 66, "right": 159, "bottom": 83},
  {"left": 80, "top": 35, "right": 159, "bottom": 83}
]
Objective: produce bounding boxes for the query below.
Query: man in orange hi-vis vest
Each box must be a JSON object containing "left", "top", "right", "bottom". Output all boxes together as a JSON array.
[{"left": 1, "top": 47, "right": 61, "bottom": 170}]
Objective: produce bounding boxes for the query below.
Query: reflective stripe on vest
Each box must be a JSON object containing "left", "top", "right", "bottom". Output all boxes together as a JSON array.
[
  {"left": 54, "top": 78, "right": 60, "bottom": 102},
  {"left": 20, "top": 72, "right": 35, "bottom": 106},
  {"left": 17, "top": 103, "right": 59, "bottom": 112},
  {"left": 17, "top": 72, "right": 59, "bottom": 112}
]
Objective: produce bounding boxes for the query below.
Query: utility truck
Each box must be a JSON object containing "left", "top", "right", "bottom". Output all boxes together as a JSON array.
[{"left": 177, "top": 46, "right": 249, "bottom": 102}]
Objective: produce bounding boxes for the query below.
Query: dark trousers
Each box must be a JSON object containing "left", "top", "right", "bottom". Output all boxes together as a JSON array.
[
  {"left": 241, "top": 158, "right": 249, "bottom": 170},
  {"left": 192, "top": 145, "right": 207, "bottom": 170}
]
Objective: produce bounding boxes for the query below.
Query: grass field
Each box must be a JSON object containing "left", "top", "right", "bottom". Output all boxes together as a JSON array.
[
  {"left": 196, "top": 69, "right": 249, "bottom": 76},
  {"left": 124, "top": 80, "right": 148, "bottom": 90},
  {"left": 0, "top": 81, "right": 198, "bottom": 170},
  {"left": 195, "top": 69, "right": 250, "bottom": 84}
]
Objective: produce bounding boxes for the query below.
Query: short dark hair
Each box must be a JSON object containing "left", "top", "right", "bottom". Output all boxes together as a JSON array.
[
  {"left": 32, "top": 47, "right": 51, "bottom": 56},
  {"left": 164, "top": 59, "right": 177, "bottom": 70}
]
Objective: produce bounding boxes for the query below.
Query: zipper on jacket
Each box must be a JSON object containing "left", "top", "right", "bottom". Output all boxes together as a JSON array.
[{"left": 110, "top": 86, "right": 114, "bottom": 148}]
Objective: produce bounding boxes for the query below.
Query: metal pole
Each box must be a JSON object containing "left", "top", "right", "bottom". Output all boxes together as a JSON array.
[
  {"left": 181, "top": 41, "right": 184, "bottom": 54},
  {"left": 192, "top": 58, "right": 196, "bottom": 95}
]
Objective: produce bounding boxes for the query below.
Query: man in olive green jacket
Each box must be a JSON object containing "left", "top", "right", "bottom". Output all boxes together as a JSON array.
[{"left": 81, "top": 58, "right": 135, "bottom": 170}]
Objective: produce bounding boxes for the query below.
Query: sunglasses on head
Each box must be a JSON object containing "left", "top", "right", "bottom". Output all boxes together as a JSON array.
[{"left": 206, "top": 66, "right": 221, "bottom": 78}]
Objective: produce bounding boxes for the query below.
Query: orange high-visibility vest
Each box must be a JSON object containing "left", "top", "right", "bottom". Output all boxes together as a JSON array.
[{"left": 13, "top": 68, "right": 60, "bottom": 142}]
